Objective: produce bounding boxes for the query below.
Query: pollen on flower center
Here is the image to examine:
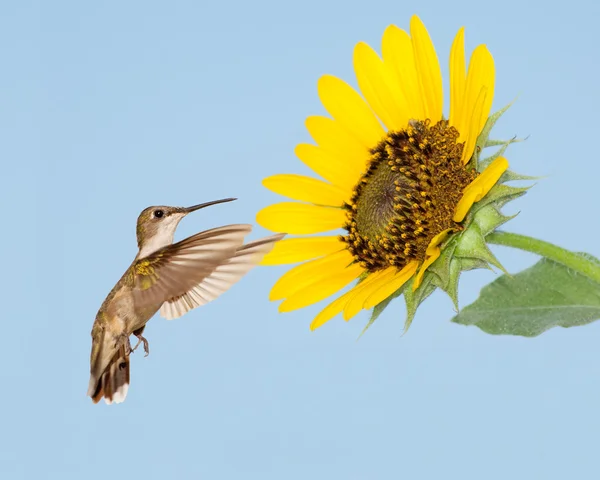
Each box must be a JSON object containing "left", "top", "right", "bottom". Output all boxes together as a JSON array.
[{"left": 342, "top": 119, "right": 478, "bottom": 271}]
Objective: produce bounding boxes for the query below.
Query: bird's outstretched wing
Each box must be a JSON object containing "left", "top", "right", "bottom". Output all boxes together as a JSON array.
[
  {"left": 160, "top": 233, "right": 286, "bottom": 320},
  {"left": 131, "top": 224, "right": 252, "bottom": 310}
]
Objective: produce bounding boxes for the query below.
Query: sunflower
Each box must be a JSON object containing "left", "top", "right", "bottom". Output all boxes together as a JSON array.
[{"left": 257, "top": 15, "right": 515, "bottom": 330}]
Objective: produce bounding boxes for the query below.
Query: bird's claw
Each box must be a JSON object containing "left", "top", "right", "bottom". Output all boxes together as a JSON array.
[{"left": 132, "top": 333, "right": 150, "bottom": 357}]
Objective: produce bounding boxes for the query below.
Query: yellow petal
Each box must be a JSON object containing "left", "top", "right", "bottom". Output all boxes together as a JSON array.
[
  {"left": 279, "top": 262, "right": 364, "bottom": 312},
  {"left": 410, "top": 16, "right": 443, "bottom": 123},
  {"left": 457, "top": 45, "right": 495, "bottom": 146},
  {"left": 317, "top": 75, "right": 385, "bottom": 149},
  {"left": 343, "top": 268, "right": 394, "bottom": 320},
  {"left": 453, "top": 156, "right": 509, "bottom": 222},
  {"left": 309, "top": 289, "right": 355, "bottom": 331},
  {"left": 426, "top": 228, "right": 453, "bottom": 255},
  {"left": 465, "top": 156, "right": 509, "bottom": 201},
  {"left": 363, "top": 261, "right": 419, "bottom": 309},
  {"left": 449, "top": 27, "right": 466, "bottom": 130},
  {"left": 461, "top": 86, "right": 487, "bottom": 164},
  {"left": 295, "top": 144, "right": 360, "bottom": 191},
  {"left": 353, "top": 42, "right": 408, "bottom": 130},
  {"left": 269, "top": 249, "right": 354, "bottom": 301},
  {"left": 257, "top": 202, "right": 346, "bottom": 234},
  {"left": 260, "top": 236, "right": 345, "bottom": 266},
  {"left": 475, "top": 48, "right": 495, "bottom": 135},
  {"left": 305, "top": 116, "right": 369, "bottom": 174},
  {"left": 263, "top": 174, "right": 349, "bottom": 206},
  {"left": 382, "top": 25, "right": 425, "bottom": 121},
  {"left": 413, "top": 248, "right": 441, "bottom": 290}
]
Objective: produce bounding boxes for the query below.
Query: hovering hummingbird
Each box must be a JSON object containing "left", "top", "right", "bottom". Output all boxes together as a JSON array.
[{"left": 87, "top": 198, "right": 284, "bottom": 405}]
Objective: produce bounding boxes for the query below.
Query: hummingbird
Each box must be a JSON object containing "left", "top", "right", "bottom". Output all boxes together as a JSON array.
[{"left": 87, "top": 197, "right": 284, "bottom": 405}]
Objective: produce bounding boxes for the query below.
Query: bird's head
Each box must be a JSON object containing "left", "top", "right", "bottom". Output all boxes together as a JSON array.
[{"left": 136, "top": 198, "right": 236, "bottom": 257}]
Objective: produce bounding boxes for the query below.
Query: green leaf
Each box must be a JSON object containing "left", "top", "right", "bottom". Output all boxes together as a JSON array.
[{"left": 452, "top": 255, "right": 600, "bottom": 337}]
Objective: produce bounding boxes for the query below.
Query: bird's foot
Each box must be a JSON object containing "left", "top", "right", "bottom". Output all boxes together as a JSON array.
[{"left": 132, "top": 333, "right": 150, "bottom": 357}]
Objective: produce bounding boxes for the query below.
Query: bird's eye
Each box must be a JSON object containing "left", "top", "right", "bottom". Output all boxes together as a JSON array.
[{"left": 153, "top": 209, "right": 164, "bottom": 218}]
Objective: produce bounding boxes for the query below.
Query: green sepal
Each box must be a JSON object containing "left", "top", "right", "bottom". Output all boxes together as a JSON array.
[
  {"left": 426, "top": 236, "right": 459, "bottom": 288},
  {"left": 473, "top": 100, "right": 516, "bottom": 166},
  {"left": 430, "top": 265, "right": 459, "bottom": 310},
  {"left": 472, "top": 204, "right": 517, "bottom": 236},
  {"left": 500, "top": 170, "right": 540, "bottom": 183},
  {"left": 455, "top": 223, "right": 507, "bottom": 273},
  {"left": 403, "top": 275, "right": 436, "bottom": 334},
  {"left": 478, "top": 137, "right": 524, "bottom": 172},
  {"left": 484, "top": 138, "right": 525, "bottom": 148}
]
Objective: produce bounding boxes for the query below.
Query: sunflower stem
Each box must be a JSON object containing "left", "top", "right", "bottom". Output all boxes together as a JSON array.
[{"left": 487, "top": 231, "right": 600, "bottom": 284}]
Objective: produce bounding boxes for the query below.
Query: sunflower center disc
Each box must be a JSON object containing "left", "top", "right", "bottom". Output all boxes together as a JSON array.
[{"left": 342, "top": 119, "right": 478, "bottom": 272}]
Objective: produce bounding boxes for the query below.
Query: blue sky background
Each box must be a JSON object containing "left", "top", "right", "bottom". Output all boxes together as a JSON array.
[{"left": 2, "top": 0, "right": 599, "bottom": 478}]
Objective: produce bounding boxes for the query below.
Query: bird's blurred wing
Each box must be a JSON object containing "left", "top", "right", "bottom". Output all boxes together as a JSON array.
[
  {"left": 160, "top": 233, "right": 285, "bottom": 320},
  {"left": 131, "top": 224, "right": 252, "bottom": 311}
]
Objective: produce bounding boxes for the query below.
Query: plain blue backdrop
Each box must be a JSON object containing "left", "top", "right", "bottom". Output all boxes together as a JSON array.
[{"left": 2, "top": 0, "right": 599, "bottom": 478}]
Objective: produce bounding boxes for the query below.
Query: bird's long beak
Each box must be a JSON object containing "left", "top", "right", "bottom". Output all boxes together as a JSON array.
[{"left": 183, "top": 197, "right": 237, "bottom": 214}]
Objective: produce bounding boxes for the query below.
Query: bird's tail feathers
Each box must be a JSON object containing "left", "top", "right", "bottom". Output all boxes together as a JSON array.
[{"left": 88, "top": 340, "right": 130, "bottom": 405}]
